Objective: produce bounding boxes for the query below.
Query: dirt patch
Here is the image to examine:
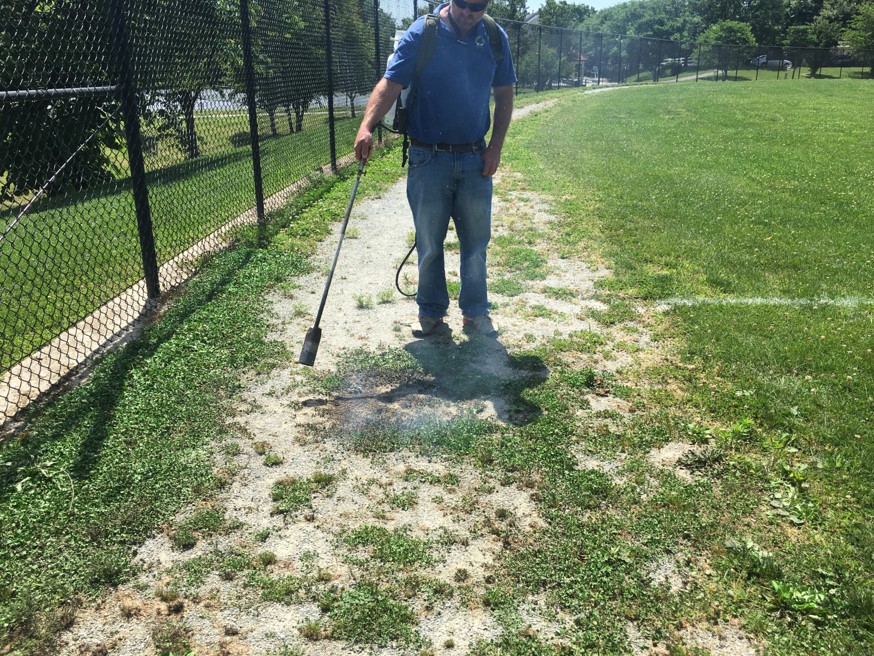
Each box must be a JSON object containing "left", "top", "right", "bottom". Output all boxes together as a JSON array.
[
  {"left": 627, "top": 621, "right": 760, "bottom": 656},
  {"left": 645, "top": 554, "right": 687, "bottom": 593},
  {"left": 681, "top": 623, "right": 760, "bottom": 656},
  {"left": 647, "top": 441, "right": 704, "bottom": 482}
]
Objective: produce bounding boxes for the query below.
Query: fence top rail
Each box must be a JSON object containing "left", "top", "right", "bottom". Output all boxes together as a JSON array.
[{"left": 0, "top": 86, "right": 120, "bottom": 102}]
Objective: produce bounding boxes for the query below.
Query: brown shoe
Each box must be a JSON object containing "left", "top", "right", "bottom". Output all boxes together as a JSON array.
[
  {"left": 414, "top": 315, "right": 450, "bottom": 338},
  {"left": 463, "top": 314, "right": 498, "bottom": 338}
]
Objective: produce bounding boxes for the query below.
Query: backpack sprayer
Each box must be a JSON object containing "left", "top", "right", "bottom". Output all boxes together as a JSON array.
[{"left": 298, "top": 13, "right": 504, "bottom": 366}]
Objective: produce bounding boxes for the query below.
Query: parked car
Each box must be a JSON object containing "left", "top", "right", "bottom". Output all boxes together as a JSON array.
[
  {"left": 658, "top": 57, "right": 695, "bottom": 69},
  {"left": 750, "top": 54, "right": 792, "bottom": 69}
]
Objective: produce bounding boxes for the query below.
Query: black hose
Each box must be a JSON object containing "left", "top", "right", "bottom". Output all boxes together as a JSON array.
[{"left": 395, "top": 238, "right": 417, "bottom": 297}]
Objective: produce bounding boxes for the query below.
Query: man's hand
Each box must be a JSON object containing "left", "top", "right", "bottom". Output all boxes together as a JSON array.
[
  {"left": 483, "top": 84, "right": 513, "bottom": 177},
  {"left": 355, "top": 125, "right": 375, "bottom": 163},
  {"left": 481, "top": 145, "right": 501, "bottom": 177},
  {"left": 354, "top": 78, "right": 404, "bottom": 162}
]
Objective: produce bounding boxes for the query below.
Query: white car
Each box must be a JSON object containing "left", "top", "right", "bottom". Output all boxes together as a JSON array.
[{"left": 751, "top": 54, "right": 792, "bottom": 69}]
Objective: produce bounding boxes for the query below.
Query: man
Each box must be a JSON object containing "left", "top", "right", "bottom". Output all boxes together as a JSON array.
[{"left": 354, "top": 0, "right": 516, "bottom": 338}]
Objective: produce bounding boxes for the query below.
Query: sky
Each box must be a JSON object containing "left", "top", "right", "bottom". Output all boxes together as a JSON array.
[{"left": 526, "top": 0, "right": 623, "bottom": 13}]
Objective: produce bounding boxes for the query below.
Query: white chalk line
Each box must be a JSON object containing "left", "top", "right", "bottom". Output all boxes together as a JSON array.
[{"left": 656, "top": 296, "right": 874, "bottom": 310}]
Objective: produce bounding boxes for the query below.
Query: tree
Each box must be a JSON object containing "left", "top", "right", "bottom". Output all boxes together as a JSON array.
[
  {"left": 1, "top": 0, "right": 118, "bottom": 200},
  {"left": 785, "top": 24, "right": 827, "bottom": 72},
  {"left": 487, "top": 0, "right": 530, "bottom": 22},
  {"left": 537, "top": 0, "right": 595, "bottom": 28},
  {"left": 844, "top": 2, "right": 874, "bottom": 71},
  {"left": 334, "top": 0, "right": 375, "bottom": 118},
  {"left": 699, "top": 19, "right": 758, "bottom": 45},
  {"left": 230, "top": 0, "right": 328, "bottom": 138},
  {"left": 787, "top": 0, "right": 826, "bottom": 26},
  {"left": 688, "top": 0, "right": 746, "bottom": 25},
  {"left": 246, "top": 0, "right": 305, "bottom": 138},
  {"left": 517, "top": 40, "right": 560, "bottom": 89},
  {"left": 746, "top": 0, "right": 790, "bottom": 45},
  {"left": 134, "top": 0, "right": 230, "bottom": 160},
  {"left": 699, "top": 20, "right": 756, "bottom": 78},
  {"left": 581, "top": 0, "right": 703, "bottom": 44}
]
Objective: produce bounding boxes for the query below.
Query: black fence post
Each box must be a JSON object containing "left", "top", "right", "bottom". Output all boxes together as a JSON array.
[
  {"left": 374, "top": 0, "right": 383, "bottom": 144},
  {"left": 597, "top": 33, "right": 603, "bottom": 84},
  {"left": 514, "top": 23, "right": 522, "bottom": 96},
  {"left": 110, "top": 0, "right": 159, "bottom": 299},
  {"left": 695, "top": 43, "right": 701, "bottom": 81},
  {"left": 240, "top": 0, "right": 266, "bottom": 245},
  {"left": 558, "top": 30, "right": 563, "bottom": 87},
  {"left": 618, "top": 35, "right": 623, "bottom": 83},
  {"left": 654, "top": 40, "right": 662, "bottom": 82},
  {"left": 636, "top": 37, "right": 643, "bottom": 82},
  {"left": 537, "top": 25, "right": 542, "bottom": 92},
  {"left": 578, "top": 30, "right": 583, "bottom": 84},
  {"left": 324, "top": 0, "right": 337, "bottom": 171}
]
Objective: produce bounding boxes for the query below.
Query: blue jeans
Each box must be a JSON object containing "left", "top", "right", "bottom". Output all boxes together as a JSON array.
[{"left": 406, "top": 145, "right": 493, "bottom": 319}]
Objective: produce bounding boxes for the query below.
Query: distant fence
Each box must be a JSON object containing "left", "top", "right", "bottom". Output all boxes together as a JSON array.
[
  {"left": 2, "top": 0, "right": 872, "bottom": 423},
  {"left": 504, "top": 22, "right": 871, "bottom": 89}
]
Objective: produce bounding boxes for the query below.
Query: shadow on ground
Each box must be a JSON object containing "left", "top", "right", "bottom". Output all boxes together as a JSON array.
[{"left": 310, "top": 334, "right": 549, "bottom": 451}]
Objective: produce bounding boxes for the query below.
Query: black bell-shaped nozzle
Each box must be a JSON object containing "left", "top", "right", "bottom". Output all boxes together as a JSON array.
[{"left": 298, "top": 327, "right": 322, "bottom": 367}]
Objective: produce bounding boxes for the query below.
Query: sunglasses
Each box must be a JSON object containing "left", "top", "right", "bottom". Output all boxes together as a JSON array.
[{"left": 453, "top": 0, "right": 489, "bottom": 12}]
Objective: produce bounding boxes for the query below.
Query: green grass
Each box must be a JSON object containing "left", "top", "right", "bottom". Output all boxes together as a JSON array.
[
  {"left": 3, "top": 80, "right": 873, "bottom": 656},
  {"left": 0, "top": 111, "right": 363, "bottom": 371},
  {"left": 271, "top": 472, "right": 336, "bottom": 516},
  {"left": 502, "top": 79, "right": 873, "bottom": 654},
  {"left": 326, "top": 582, "right": 419, "bottom": 647},
  {"left": 344, "top": 526, "right": 434, "bottom": 568},
  {"left": 0, "top": 147, "right": 406, "bottom": 654}
]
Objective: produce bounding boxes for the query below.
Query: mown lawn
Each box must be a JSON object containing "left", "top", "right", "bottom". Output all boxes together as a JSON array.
[
  {"left": 505, "top": 79, "right": 873, "bottom": 654},
  {"left": 0, "top": 111, "right": 360, "bottom": 372},
  {"left": 1, "top": 81, "right": 871, "bottom": 656},
  {"left": 0, "top": 149, "right": 407, "bottom": 654}
]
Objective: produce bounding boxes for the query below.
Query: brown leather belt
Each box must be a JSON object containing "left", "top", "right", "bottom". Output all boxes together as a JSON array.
[{"left": 410, "top": 138, "right": 486, "bottom": 153}]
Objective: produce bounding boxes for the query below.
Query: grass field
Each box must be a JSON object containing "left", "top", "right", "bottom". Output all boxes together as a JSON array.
[
  {"left": 1, "top": 81, "right": 872, "bottom": 655},
  {"left": 504, "top": 79, "right": 873, "bottom": 654},
  {"left": 0, "top": 154, "right": 408, "bottom": 653},
  {"left": 0, "top": 109, "right": 360, "bottom": 372}
]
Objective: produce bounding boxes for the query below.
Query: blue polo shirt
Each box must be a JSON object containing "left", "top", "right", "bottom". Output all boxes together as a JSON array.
[{"left": 384, "top": 4, "right": 516, "bottom": 145}]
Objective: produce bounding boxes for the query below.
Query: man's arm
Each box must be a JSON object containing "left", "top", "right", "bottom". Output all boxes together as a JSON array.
[
  {"left": 482, "top": 84, "right": 513, "bottom": 177},
  {"left": 354, "top": 77, "right": 404, "bottom": 162}
]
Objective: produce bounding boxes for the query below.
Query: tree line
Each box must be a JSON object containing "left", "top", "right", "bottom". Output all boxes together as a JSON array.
[{"left": 488, "top": 0, "right": 873, "bottom": 51}]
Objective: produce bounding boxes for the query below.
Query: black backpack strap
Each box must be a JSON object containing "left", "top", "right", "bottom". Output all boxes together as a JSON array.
[
  {"left": 482, "top": 14, "right": 505, "bottom": 69},
  {"left": 400, "top": 14, "right": 438, "bottom": 167},
  {"left": 416, "top": 14, "right": 440, "bottom": 78}
]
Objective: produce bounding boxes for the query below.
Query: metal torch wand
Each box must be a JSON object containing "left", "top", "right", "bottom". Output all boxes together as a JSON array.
[{"left": 298, "top": 159, "right": 366, "bottom": 366}]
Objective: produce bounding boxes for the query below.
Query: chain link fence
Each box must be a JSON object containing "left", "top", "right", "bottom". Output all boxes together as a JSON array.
[
  {"left": 2, "top": 0, "right": 872, "bottom": 423},
  {"left": 500, "top": 19, "right": 870, "bottom": 89}
]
